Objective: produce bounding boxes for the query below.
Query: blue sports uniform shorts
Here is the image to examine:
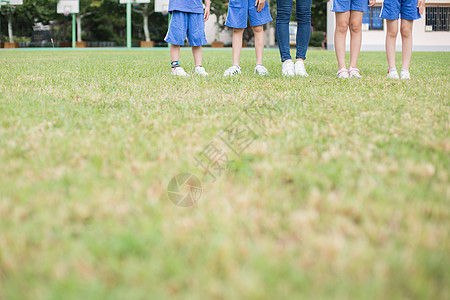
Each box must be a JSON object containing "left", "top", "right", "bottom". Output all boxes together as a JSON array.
[
  {"left": 225, "top": 0, "right": 273, "bottom": 28},
  {"left": 380, "top": 0, "right": 421, "bottom": 20},
  {"left": 165, "top": 11, "right": 207, "bottom": 46},
  {"left": 331, "top": 0, "right": 370, "bottom": 12}
]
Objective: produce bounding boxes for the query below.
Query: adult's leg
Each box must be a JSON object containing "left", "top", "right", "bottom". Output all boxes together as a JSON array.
[
  {"left": 400, "top": 19, "right": 413, "bottom": 70},
  {"left": 334, "top": 11, "right": 350, "bottom": 70},
  {"left": 232, "top": 28, "right": 245, "bottom": 66},
  {"left": 276, "top": 0, "right": 293, "bottom": 62},
  {"left": 192, "top": 46, "right": 202, "bottom": 66},
  {"left": 348, "top": 10, "right": 363, "bottom": 68},
  {"left": 252, "top": 25, "right": 265, "bottom": 65},
  {"left": 295, "top": 0, "right": 312, "bottom": 61},
  {"left": 385, "top": 19, "right": 398, "bottom": 70}
]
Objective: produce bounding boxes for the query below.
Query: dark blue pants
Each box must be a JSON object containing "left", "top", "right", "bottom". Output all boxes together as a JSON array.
[{"left": 276, "top": 0, "right": 312, "bottom": 61}]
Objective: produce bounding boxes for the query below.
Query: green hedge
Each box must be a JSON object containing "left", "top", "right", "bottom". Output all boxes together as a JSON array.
[{"left": 309, "top": 31, "right": 325, "bottom": 47}]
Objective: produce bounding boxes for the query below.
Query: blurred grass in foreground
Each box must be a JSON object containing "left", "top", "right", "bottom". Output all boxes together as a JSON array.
[{"left": 0, "top": 49, "right": 449, "bottom": 300}]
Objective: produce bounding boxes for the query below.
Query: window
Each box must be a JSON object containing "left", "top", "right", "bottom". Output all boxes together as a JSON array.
[
  {"left": 363, "top": 7, "right": 384, "bottom": 31},
  {"left": 426, "top": 7, "right": 450, "bottom": 31}
]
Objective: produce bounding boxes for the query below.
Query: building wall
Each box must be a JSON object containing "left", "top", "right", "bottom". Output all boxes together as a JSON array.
[
  {"left": 204, "top": 15, "right": 232, "bottom": 45},
  {"left": 327, "top": 1, "right": 450, "bottom": 51}
]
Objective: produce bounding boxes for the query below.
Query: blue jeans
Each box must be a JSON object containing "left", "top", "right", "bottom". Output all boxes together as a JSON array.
[{"left": 276, "top": 0, "right": 312, "bottom": 61}]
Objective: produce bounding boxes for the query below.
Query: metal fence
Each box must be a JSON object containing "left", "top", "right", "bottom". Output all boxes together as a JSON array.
[{"left": 426, "top": 7, "right": 450, "bottom": 31}]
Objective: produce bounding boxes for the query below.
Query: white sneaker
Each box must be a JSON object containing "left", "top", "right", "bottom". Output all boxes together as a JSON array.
[
  {"left": 194, "top": 66, "right": 208, "bottom": 76},
  {"left": 294, "top": 60, "right": 308, "bottom": 77},
  {"left": 223, "top": 65, "right": 241, "bottom": 76},
  {"left": 171, "top": 66, "right": 189, "bottom": 77},
  {"left": 337, "top": 68, "right": 349, "bottom": 79},
  {"left": 400, "top": 69, "right": 410, "bottom": 80},
  {"left": 348, "top": 67, "right": 362, "bottom": 78},
  {"left": 387, "top": 68, "right": 399, "bottom": 79},
  {"left": 255, "top": 64, "right": 269, "bottom": 76},
  {"left": 282, "top": 59, "right": 295, "bottom": 76}
]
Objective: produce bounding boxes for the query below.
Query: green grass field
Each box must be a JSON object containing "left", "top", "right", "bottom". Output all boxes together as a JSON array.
[{"left": 0, "top": 49, "right": 449, "bottom": 300}]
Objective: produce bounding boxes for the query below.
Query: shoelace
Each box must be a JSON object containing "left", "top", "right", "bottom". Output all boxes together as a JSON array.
[
  {"left": 255, "top": 65, "right": 267, "bottom": 72},
  {"left": 227, "top": 66, "right": 240, "bottom": 75}
]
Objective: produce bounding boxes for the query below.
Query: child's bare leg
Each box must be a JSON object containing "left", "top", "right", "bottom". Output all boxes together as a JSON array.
[
  {"left": 192, "top": 46, "right": 202, "bottom": 66},
  {"left": 349, "top": 11, "right": 363, "bottom": 68},
  {"left": 232, "top": 28, "right": 245, "bottom": 66},
  {"left": 170, "top": 44, "right": 181, "bottom": 62},
  {"left": 334, "top": 12, "right": 350, "bottom": 70},
  {"left": 252, "top": 25, "right": 264, "bottom": 65},
  {"left": 385, "top": 19, "right": 398, "bottom": 70},
  {"left": 400, "top": 19, "right": 413, "bottom": 70}
]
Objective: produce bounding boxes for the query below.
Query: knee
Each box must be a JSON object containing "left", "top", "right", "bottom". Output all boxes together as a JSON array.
[
  {"left": 350, "top": 21, "right": 361, "bottom": 34},
  {"left": 387, "top": 27, "right": 398, "bottom": 38},
  {"left": 252, "top": 25, "right": 263, "bottom": 34},
  {"left": 233, "top": 28, "right": 244, "bottom": 34},
  {"left": 296, "top": 9, "right": 311, "bottom": 23},
  {"left": 276, "top": 8, "right": 292, "bottom": 22},
  {"left": 336, "top": 21, "right": 349, "bottom": 34},
  {"left": 400, "top": 26, "right": 412, "bottom": 38}
]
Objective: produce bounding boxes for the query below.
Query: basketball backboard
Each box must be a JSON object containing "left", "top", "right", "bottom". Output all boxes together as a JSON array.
[
  {"left": 57, "top": 0, "right": 79, "bottom": 14},
  {"left": 154, "top": 0, "right": 169, "bottom": 12},
  {"left": 0, "top": 0, "right": 23, "bottom": 5},
  {"left": 119, "top": 0, "right": 151, "bottom": 3}
]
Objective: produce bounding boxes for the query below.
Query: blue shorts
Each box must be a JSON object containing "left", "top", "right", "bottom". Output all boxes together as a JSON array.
[
  {"left": 225, "top": 0, "right": 273, "bottom": 28},
  {"left": 380, "top": 0, "right": 421, "bottom": 20},
  {"left": 331, "top": 0, "right": 369, "bottom": 12},
  {"left": 165, "top": 11, "right": 207, "bottom": 46}
]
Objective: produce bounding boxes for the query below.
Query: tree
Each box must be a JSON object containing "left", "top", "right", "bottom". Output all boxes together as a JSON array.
[
  {"left": 1, "top": 5, "right": 16, "bottom": 43},
  {"left": 7, "top": 0, "right": 70, "bottom": 44},
  {"left": 77, "top": 0, "right": 103, "bottom": 42},
  {"left": 1, "top": 2, "right": 27, "bottom": 43},
  {"left": 133, "top": 2, "right": 153, "bottom": 42},
  {"left": 210, "top": 0, "right": 227, "bottom": 41},
  {"left": 311, "top": 0, "right": 326, "bottom": 32}
]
